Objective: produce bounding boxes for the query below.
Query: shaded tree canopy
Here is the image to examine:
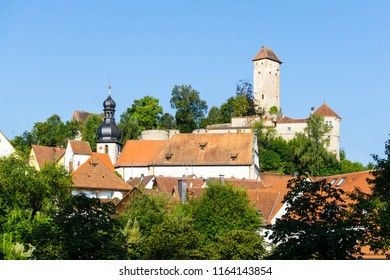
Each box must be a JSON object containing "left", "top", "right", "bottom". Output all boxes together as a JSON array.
[
  {"left": 170, "top": 85, "right": 208, "bottom": 133},
  {"left": 268, "top": 176, "right": 364, "bottom": 260},
  {"left": 81, "top": 114, "right": 103, "bottom": 152}
]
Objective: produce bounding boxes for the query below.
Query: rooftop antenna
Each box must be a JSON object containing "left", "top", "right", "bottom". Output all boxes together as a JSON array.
[{"left": 108, "top": 77, "right": 111, "bottom": 96}]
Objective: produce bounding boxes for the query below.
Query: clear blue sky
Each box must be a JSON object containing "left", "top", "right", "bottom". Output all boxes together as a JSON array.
[{"left": 1, "top": 0, "right": 389, "bottom": 165}]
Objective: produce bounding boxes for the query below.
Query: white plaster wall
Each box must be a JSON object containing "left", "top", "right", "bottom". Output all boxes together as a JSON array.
[
  {"left": 153, "top": 165, "right": 253, "bottom": 179},
  {"left": 276, "top": 122, "right": 307, "bottom": 141},
  {"left": 96, "top": 143, "right": 121, "bottom": 164},
  {"left": 116, "top": 166, "right": 150, "bottom": 182},
  {"left": 0, "top": 132, "right": 15, "bottom": 157}
]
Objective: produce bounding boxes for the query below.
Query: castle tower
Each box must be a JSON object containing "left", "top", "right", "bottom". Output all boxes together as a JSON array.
[
  {"left": 252, "top": 46, "right": 282, "bottom": 115},
  {"left": 96, "top": 83, "right": 122, "bottom": 164}
]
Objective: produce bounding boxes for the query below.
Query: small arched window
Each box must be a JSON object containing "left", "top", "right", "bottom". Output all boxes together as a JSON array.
[{"left": 105, "top": 145, "right": 109, "bottom": 154}]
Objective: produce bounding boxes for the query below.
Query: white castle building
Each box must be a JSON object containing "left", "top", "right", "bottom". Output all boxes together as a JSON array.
[{"left": 206, "top": 46, "right": 341, "bottom": 159}]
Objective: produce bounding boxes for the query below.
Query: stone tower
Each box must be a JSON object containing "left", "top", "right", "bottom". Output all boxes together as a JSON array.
[
  {"left": 96, "top": 83, "right": 122, "bottom": 164},
  {"left": 252, "top": 46, "right": 282, "bottom": 115}
]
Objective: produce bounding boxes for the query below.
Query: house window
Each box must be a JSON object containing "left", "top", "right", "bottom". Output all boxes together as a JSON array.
[
  {"left": 262, "top": 94, "right": 264, "bottom": 100},
  {"left": 336, "top": 177, "right": 346, "bottom": 187},
  {"left": 230, "top": 153, "right": 238, "bottom": 161},
  {"left": 287, "top": 127, "right": 291, "bottom": 132},
  {"left": 330, "top": 178, "right": 337, "bottom": 186},
  {"left": 165, "top": 153, "right": 173, "bottom": 161},
  {"left": 199, "top": 142, "right": 207, "bottom": 150}
]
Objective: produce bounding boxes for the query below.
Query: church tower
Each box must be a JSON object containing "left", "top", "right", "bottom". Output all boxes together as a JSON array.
[
  {"left": 252, "top": 46, "right": 282, "bottom": 116},
  {"left": 96, "top": 83, "right": 121, "bottom": 164}
]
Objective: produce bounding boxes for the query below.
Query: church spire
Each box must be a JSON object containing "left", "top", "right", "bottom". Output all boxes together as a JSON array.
[{"left": 96, "top": 83, "right": 122, "bottom": 164}]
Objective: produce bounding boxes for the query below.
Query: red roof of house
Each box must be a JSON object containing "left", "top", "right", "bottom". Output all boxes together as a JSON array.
[
  {"left": 115, "top": 132, "right": 255, "bottom": 167},
  {"left": 72, "top": 153, "right": 132, "bottom": 192},
  {"left": 31, "top": 145, "right": 66, "bottom": 168},
  {"left": 69, "top": 140, "right": 93, "bottom": 155}
]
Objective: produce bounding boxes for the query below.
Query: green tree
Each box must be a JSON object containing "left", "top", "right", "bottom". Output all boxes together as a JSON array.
[
  {"left": 12, "top": 116, "right": 81, "bottom": 157},
  {"left": 219, "top": 97, "right": 235, "bottom": 123},
  {"left": 30, "top": 114, "right": 73, "bottom": 147},
  {"left": 170, "top": 85, "right": 208, "bottom": 133},
  {"left": 204, "top": 230, "right": 266, "bottom": 260},
  {"left": 125, "top": 96, "right": 163, "bottom": 132},
  {"left": 54, "top": 194, "right": 127, "bottom": 259},
  {"left": 204, "top": 106, "right": 223, "bottom": 126},
  {"left": 11, "top": 131, "right": 34, "bottom": 159},
  {"left": 289, "top": 114, "right": 339, "bottom": 176},
  {"left": 191, "top": 181, "right": 263, "bottom": 243},
  {"left": 252, "top": 121, "right": 293, "bottom": 174},
  {"left": 141, "top": 205, "right": 205, "bottom": 260},
  {"left": 158, "top": 113, "right": 175, "bottom": 129},
  {"left": 350, "top": 138, "right": 390, "bottom": 258},
  {"left": 235, "top": 79, "right": 256, "bottom": 116},
  {"left": 268, "top": 176, "right": 364, "bottom": 260},
  {"left": 82, "top": 114, "right": 103, "bottom": 152},
  {"left": 118, "top": 112, "right": 141, "bottom": 144}
]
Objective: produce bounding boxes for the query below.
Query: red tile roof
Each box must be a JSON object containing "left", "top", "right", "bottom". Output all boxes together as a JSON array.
[
  {"left": 72, "top": 153, "right": 132, "bottom": 192},
  {"left": 31, "top": 145, "right": 66, "bottom": 168},
  {"left": 313, "top": 103, "right": 342, "bottom": 120},
  {"left": 115, "top": 140, "right": 168, "bottom": 167},
  {"left": 115, "top": 133, "right": 255, "bottom": 167},
  {"left": 71, "top": 110, "right": 104, "bottom": 123},
  {"left": 69, "top": 140, "right": 93, "bottom": 155},
  {"left": 252, "top": 46, "right": 282, "bottom": 63},
  {"left": 277, "top": 116, "right": 309, "bottom": 124}
]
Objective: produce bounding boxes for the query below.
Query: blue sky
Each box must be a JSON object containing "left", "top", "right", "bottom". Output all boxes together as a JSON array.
[{"left": 0, "top": 0, "right": 389, "bottom": 165}]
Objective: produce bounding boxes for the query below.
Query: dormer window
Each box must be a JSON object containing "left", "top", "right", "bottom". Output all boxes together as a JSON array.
[
  {"left": 165, "top": 153, "right": 173, "bottom": 161},
  {"left": 230, "top": 153, "right": 239, "bottom": 161},
  {"left": 199, "top": 142, "right": 208, "bottom": 150}
]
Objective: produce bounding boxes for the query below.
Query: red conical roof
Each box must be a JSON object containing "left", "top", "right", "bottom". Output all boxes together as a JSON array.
[{"left": 252, "top": 46, "right": 282, "bottom": 63}]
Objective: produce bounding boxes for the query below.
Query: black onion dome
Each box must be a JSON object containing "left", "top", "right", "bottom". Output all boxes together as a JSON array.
[
  {"left": 103, "top": 95, "right": 116, "bottom": 110},
  {"left": 97, "top": 121, "right": 121, "bottom": 142}
]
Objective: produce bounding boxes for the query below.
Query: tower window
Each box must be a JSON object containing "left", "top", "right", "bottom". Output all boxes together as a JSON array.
[
  {"left": 262, "top": 94, "right": 264, "bottom": 100},
  {"left": 104, "top": 145, "right": 109, "bottom": 154}
]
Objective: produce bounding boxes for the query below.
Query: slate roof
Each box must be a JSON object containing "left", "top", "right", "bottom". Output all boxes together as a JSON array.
[
  {"left": 31, "top": 145, "right": 66, "bottom": 168},
  {"left": 72, "top": 153, "right": 133, "bottom": 192},
  {"left": 252, "top": 46, "right": 282, "bottom": 63},
  {"left": 115, "top": 132, "right": 255, "bottom": 167}
]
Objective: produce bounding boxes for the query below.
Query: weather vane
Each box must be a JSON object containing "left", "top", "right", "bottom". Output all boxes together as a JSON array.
[{"left": 108, "top": 77, "right": 111, "bottom": 95}]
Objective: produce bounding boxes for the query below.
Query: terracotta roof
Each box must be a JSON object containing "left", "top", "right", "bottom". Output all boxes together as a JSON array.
[
  {"left": 69, "top": 140, "right": 92, "bottom": 155},
  {"left": 314, "top": 170, "right": 373, "bottom": 202},
  {"left": 127, "top": 175, "right": 155, "bottom": 188},
  {"left": 31, "top": 145, "right": 66, "bottom": 168},
  {"left": 158, "top": 133, "right": 254, "bottom": 165},
  {"left": 115, "top": 133, "right": 255, "bottom": 167},
  {"left": 277, "top": 116, "right": 309, "bottom": 124},
  {"left": 72, "top": 110, "right": 103, "bottom": 123},
  {"left": 252, "top": 46, "right": 282, "bottom": 63},
  {"left": 115, "top": 140, "right": 169, "bottom": 167},
  {"left": 313, "top": 103, "right": 342, "bottom": 120},
  {"left": 72, "top": 153, "right": 132, "bottom": 192}
]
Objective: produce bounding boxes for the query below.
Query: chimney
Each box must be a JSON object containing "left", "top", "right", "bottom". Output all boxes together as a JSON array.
[
  {"left": 178, "top": 179, "right": 187, "bottom": 203},
  {"left": 219, "top": 175, "right": 225, "bottom": 185}
]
